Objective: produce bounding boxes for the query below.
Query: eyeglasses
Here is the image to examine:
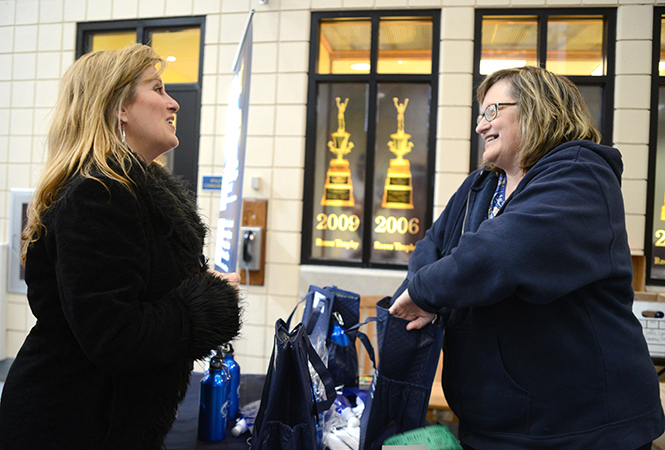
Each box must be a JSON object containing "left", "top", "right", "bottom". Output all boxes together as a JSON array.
[{"left": 476, "top": 102, "right": 517, "bottom": 125}]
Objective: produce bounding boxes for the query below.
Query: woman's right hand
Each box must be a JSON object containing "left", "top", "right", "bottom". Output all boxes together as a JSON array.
[
  {"left": 389, "top": 289, "right": 436, "bottom": 331},
  {"left": 207, "top": 269, "right": 240, "bottom": 290}
]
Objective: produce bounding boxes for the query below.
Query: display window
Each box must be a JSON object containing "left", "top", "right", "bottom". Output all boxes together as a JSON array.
[
  {"left": 302, "top": 10, "right": 439, "bottom": 269},
  {"left": 646, "top": 10, "right": 665, "bottom": 284},
  {"left": 471, "top": 9, "right": 616, "bottom": 171}
]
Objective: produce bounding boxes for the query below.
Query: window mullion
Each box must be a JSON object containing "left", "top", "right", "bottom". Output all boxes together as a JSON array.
[
  {"left": 362, "top": 16, "right": 382, "bottom": 266},
  {"left": 538, "top": 12, "right": 548, "bottom": 68}
]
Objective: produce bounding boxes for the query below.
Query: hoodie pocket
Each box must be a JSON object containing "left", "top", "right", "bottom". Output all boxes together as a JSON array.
[{"left": 443, "top": 326, "right": 532, "bottom": 435}]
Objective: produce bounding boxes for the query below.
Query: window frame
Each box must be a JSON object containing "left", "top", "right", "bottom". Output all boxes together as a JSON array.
[
  {"left": 645, "top": 7, "right": 665, "bottom": 286},
  {"left": 76, "top": 16, "right": 206, "bottom": 82},
  {"left": 76, "top": 16, "right": 206, "bottom": 193},
  {"left": 470, "top": 8, "right": 617, "bottom": 172},
  {"left": 301, "top": 9, "right": 440, "bottom": 270}
]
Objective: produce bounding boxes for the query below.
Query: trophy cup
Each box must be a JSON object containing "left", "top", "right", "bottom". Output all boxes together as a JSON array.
[
  {"left": 321, "top": 97, "right": 355, "bottom": 207},
  {"left": 381, "top": 97, "right": 414, "bottom": 209}
]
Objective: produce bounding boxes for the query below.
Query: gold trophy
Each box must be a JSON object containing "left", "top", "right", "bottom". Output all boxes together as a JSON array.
[
  {"left": 321, "top": 97, "right": 355, "bottom": 207},
  {"left": 382, "top": 97, "right": 414, "bottom": 209}
]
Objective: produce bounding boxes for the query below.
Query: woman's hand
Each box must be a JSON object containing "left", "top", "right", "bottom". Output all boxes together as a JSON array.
[
  {"left": 389, "top": 289, "right": 436, "bottom": 331},
  {"left": 208, "top": 269, "right": 240, "bottom": 290}
]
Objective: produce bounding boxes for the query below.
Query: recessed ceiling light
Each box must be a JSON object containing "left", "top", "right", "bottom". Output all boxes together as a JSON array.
[
  {"left": 167, "top": 56, "right": 176, "bottom": 62},
  {"left": 350, "top": 63, "right": 370, "bottom": 71}
]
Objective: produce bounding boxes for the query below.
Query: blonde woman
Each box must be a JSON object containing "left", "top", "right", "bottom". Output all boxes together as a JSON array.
[
  {"left": 390, "top": 66, "right": 664, "bottom": 449},
  {"left": 0, "top": 44, "right": 241, "bottom": 449}
]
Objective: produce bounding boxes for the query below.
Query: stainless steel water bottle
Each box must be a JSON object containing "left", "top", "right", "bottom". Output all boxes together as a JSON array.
[
  {"left": 222, "top": 343, "right": 241, "bottom": 421},
  {"left": 198, "top": 351, "right": 231, "bottom": 442}
]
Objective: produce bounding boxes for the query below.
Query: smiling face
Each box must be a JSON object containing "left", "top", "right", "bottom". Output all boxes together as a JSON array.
[
  {"left": 475, "top": 79, "right": 522, "bottom": 177},
  {"left": 120, "top": 67, "right": 179, "bottom": 163}
]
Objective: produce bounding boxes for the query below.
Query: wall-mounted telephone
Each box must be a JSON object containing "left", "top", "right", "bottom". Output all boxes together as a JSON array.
[{"left": 239, "top": 226, "right": 262, "bottom": 271}]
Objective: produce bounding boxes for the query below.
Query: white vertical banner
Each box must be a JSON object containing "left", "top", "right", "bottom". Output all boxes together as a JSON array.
[{"left": 214, "top": 10, "right": 254, "bottom": 273}]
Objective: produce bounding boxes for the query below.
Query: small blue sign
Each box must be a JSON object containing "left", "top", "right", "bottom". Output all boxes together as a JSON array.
[{"left": 202, "top": 176, "right": 222, "bottom": 191}]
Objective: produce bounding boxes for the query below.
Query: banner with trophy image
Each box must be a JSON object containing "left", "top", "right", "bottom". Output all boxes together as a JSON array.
[
  {"left": 650, "top": 134, "right": 665, "bottom": 281},
  {"left": 381, "top": 97, "right": 414, "bottom": 210},
  {"left": 311, "top": 83, "right": 368, "bottom": 263},
  {"left": 370, "top": 83, "right": 430, "bottom": 265}
]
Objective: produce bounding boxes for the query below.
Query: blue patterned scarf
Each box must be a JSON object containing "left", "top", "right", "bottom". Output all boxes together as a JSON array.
[{"left": 488, "top": 173, "right": 507, "bottom": 219}]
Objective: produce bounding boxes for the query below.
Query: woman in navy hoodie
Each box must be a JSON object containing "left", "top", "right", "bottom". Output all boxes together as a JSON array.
[{"left": 390, "top": 66, "right": 665, "bottom": 449}]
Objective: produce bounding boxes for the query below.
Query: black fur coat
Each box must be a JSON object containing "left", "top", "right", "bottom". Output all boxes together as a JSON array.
[{"left": 0, "top": 160, "right": 241, "bottom": 449}]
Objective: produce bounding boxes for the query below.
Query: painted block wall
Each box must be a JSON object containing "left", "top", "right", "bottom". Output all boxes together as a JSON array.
[{"left": 0, "top": 0, "right": 658, "bottom": 372}]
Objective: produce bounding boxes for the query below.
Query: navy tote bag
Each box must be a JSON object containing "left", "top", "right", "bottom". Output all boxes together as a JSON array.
[
  {"left": 251, "top": 319, "right": 336, "bottom": 450},
  {"left": 359, "top": 296, "right": 444, "bottom": 450}
]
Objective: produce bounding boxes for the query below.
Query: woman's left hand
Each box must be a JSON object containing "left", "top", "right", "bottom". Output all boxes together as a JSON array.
[
  {"left": 389, "top": 289, "right": 436, "bottom": 331},
  {"left": 208, "top": 269, "right": 240, "bottom": 289}
]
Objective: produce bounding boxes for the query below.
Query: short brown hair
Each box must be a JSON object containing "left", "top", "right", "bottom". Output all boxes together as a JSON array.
[{"left": 476, "top": 66, "right": 601, "bottom": 171}]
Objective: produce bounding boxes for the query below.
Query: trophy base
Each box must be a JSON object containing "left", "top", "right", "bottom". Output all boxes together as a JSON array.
[
  {"left": 382, "top": 186, "right": 414, "bottom": 209},
  {"left": 322, "top": 188, "right": 355, "bottom": 207},
  {"left": 381, "top": 162, "right": 413, "bottom": 210},
  {"left": 322, "top": 163, "right": 355, "bottom": 207}
]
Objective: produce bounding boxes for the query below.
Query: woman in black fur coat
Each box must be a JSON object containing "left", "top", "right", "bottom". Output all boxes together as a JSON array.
[{"left": 0, "top": 44, "right": 242, "bottom": 449}]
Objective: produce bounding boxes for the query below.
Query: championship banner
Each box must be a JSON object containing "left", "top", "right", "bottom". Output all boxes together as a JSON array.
[{"left": 214, "top": 9, "right": 254, "bottom": 273}]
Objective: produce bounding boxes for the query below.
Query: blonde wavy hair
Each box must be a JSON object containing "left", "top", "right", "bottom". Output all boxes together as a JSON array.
[
  {"left": 476, "top": 66, "right": 601, "bottom": 172},
  {"left": 21, "top": 44, "right": 166, "bottom": 263}
]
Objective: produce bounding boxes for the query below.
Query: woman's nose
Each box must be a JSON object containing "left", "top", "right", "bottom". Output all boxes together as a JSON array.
[
  {"left": 475, "top": 116, "right": 488, "bottom": 135},
  {"left": 167, "top": 95, "right": 180, "bottom": 112}
]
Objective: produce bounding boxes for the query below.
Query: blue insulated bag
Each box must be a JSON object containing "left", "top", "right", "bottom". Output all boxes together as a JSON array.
[
  {"left": 324, "top": 286, "right": 362, "bottom": 389},
  {"left": 292, "top": 285, "right": 373, "bottom": 390},
  {"left": 359, "top": 296, "right": 444, "bottom": 450}
]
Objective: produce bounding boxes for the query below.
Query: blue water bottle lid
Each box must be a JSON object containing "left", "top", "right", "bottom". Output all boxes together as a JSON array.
[{"left": 210, "top": 356, "right": 224, "bottom": 370}]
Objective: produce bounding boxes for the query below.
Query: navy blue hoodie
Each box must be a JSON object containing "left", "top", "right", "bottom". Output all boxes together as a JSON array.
[{"left": 398, "top": 141, "right": 664, "bottom": 449}]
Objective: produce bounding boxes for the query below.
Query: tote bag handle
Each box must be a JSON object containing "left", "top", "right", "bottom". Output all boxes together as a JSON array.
[
  {"left": 306, "top": 339, "right": 337, "bottom": 414},
  {"left": 345, "top": 317, "right": 380, "bottom": 370}
]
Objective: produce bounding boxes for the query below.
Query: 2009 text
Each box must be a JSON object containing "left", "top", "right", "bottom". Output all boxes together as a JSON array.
[{"left": 316, "top": 213, "right": 360, "bottom": 232}]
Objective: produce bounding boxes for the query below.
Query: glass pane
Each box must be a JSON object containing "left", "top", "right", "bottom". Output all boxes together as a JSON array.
[
  {"left": 576, "top": 85, "right": 602, "bottom": 132},
  {"left": 377, "top": 17, "right": 432, "bottom": 74},
  {"left": 546, "top": 16, "right": 604, "bottom": 76},
  {"left": 660, "top": 16, "right": 665, "bottom": 76},
  {"left": 371, "top": 83, "right": 430, "bottom": 265},
  {"left": 318, "top": 18, "right": 371, "bottom": 74},
  {"left": 650, "top": 86, "right": 665, "bottom": 281},
  {"left": 309, "top": 83, "right": 368, "bottom": 262},
  {"left": 480, "top": 16, "right": 538, "bottom": 75},
  {"left": 148, "top": 28, "right": 201, "bottom": 84},
  {"left": 89, "top": 31, "right": 136, "bottom": 52}
]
